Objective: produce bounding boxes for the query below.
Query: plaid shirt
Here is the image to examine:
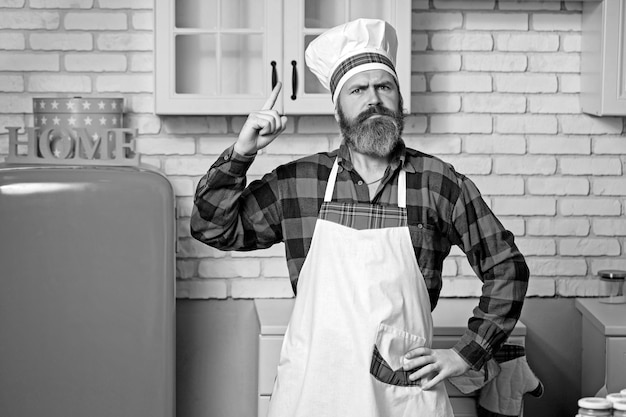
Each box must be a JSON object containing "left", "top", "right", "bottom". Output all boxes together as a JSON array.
[{"left": 191, "top": 141, "right": 529, "bottom": 370}]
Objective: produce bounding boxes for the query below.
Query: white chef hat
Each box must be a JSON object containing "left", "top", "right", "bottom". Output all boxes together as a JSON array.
[{"left": 305, "top": 18, "right": 398, "bottom": 103}]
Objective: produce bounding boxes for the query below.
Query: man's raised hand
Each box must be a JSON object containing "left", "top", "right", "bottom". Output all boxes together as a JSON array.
[{"left": 234, "top": 82, "right": 288, "bottom": 156}]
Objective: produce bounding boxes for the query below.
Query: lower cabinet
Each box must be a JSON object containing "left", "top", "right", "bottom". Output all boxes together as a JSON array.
[
  {"left": 255, "top": 298, "right": 526, "bottom": 417},
  {"left": 575, "top": 298, "right": 626, "bottom": 396}
]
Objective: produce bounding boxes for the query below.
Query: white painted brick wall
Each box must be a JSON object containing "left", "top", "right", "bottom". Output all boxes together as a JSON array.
[
  {"left": 463, "top": 135, "right": 526, "bottom": 154},
  {"left": 413, "top": 53, "right": 462, "bottom": 72},
  {"left": 494, "top": 74, "right": 558, "bottom": 93},
  {"left": 431, "top": 33, "right": 493, "bottom": 51},
  {"left": 64, "top": 12, "right": 127, "bottom": 30},
  {"left": 31, "top": 0, "right": 93, "bottom": 8},
  {"left": 527, "top": 177, "right": 589, "bottom": 195},
  {"left": 463, "top": 54, "right": 527, "bottom": 72},
  {"left": 463, "top": 94, "right": 526, "bottom": 113},
  {"left": 465, "top": 13, "right": 529, "bottom": 31},
  {"left": 431, "top": 114, "right": 493, "bottom": 133},
  {"left": 0, "top": 10, "right": 59, "bottom": 29},
  {"left": 28, "top": 74, "right": 91, "bottom": 92},
  {"left": 493, "top": 156, "right": 557, "bottom": 175},
  {"left": 527, "top": 135, "right": 590, "bottom": 154},
  {"left": 495, "top": 33, "right": 560, "bottom": 51},
  {"left": 0, "top": 75, "right": 24, "bottom": 92},
  {"left": 65, "top": 53, "right": 127, "bottom": 72},
  {"left": 527, "top": 218, "right": 590, "bottom": 237},
  {"left": 1, "top": 0, "right": 624, "bottom": 300},
  {"left": 594, "top": 219, "right": 626, "bottom": 236},
  {"left": 0, "top": 53, "right": 59, "bottom": 71},
  {"left": 30, "top": 33, "right": 93, "bottom": 51},
  {"left": 493, "top": 197, "right": 556, "bottom": 216}
]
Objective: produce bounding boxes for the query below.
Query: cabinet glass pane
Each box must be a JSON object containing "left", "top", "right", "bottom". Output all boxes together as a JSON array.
[
  {"left": 175, "top": 35, "right": 217, "bottom": 94},
  {"left": 221, "top": 0, "right": 263, "bottom": 29},
  {"left": 621, "top": 3, "right": 626, "bottom": 99},
  {"left": 348, "top": 0, "right": 389, "bottom": 20},
  {"left": 305, "top": 0, "right": 345, "bottom": 28},
  {"left": 176, "top": 0, "right": 217, "bottom": 29},
  {"left": 304, "top": 35, "right": 327, "bottom": 94},
  {"left": 222, "top": 35, "right": 264, "bottom": 95}
]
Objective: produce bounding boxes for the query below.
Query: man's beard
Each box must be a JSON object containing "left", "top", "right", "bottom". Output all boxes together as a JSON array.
[{"left": 337, "top": 101, "right": 405, "bottom": 158}]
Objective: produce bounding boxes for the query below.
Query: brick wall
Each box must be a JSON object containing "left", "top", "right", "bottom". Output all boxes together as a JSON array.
[{"left": 1, "top": 0, "right": 624, "bottom": 300}]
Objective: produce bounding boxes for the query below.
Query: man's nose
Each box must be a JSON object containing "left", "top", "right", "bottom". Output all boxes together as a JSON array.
[{"left": 366, "top": 87, "right": 382, "bottom": 106}]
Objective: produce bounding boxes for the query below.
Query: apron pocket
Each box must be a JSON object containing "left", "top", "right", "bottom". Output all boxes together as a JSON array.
[{"left": 370, "top": 323, "right": 426, "bottom": 387}]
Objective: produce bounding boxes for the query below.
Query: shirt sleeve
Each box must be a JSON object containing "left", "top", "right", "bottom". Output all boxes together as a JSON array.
[
  {"left": 190, "top": 145, "right": 283, "bottom": 251},
  {"left": 449, "top": 176, "right": 529, "bottom": 371}
]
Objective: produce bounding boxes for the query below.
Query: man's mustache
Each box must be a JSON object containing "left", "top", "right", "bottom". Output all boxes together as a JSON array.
[{"left": 356, "top": 106, "right": 398, "bottom": 124}]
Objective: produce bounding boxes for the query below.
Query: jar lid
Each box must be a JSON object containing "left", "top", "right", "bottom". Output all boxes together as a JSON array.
[
  {"left": 598, "top": 270, "right": 626, "bottom": 280},
  {"left": 578, "top": 397, "right": 612, "bottom": 409},
  {"left": 613, "top": 399, "right": 626, "bottom": 411},
  {"left": 608, "top": 393, "right": 626, "bottom": 403}
]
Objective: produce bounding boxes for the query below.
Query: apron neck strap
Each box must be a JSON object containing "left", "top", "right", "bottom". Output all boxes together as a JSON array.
[
  {"left": 398, "top": 168, "right": 406, "bottom": 208},
  {"left": 324, "top": 158, "right": 341, "bottom": 202},
  {"left": 324, "top": 158, "right": 407, "bottom": 209}
]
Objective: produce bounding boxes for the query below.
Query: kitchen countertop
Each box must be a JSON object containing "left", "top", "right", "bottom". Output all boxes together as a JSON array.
[
  {"left": 575, "top": 298, "right": 626, "bottom": 336},
  {"left": 255, "top": 298, "right": 526, "bottom": 336}
]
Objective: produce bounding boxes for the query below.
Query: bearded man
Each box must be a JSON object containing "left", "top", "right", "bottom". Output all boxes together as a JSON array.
[{"left": 191, "top": 19, "right": 529, "bottom": 417}]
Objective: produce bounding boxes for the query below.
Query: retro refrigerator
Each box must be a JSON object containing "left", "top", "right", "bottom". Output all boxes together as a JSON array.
[{"left": 0, "top": 163, "right": 176, "bottom": 417}]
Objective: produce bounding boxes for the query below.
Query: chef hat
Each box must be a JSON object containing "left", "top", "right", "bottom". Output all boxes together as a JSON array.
[{"left": 305, "top": 18, "right": 398, "bottom": 103}]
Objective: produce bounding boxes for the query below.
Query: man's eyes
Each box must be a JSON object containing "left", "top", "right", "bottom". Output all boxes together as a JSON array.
[{"left": 350, "top": 85, "right": 391, "bottom": 94}]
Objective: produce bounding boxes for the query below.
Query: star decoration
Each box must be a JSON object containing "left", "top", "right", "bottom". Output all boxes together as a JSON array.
[
  {"left": 66, "top": 101, "right": 75, "bottom": 110},
  {"left": 39, "top": 101, "right": 46, "bottom": 109},
  {"left": 82, "top": 101, "right": 91, "bottom": 110},
  {"left": 54, "top": 148, "right": 62, "bottom": 158},
  {"left": 111, "top": 117, "right": 117, "bottom": 125},
  {"left": 51, "top": 100, "right": 59, "bottom": 109},
  {"left": 99, "top": 117, "right": 107, "bottom": 125},
  {"left": 68, "top": 116, "right": 77, "bottom": 126},
  {"left": 98, "top": 101, "right": 106, "bottom": 110},
  {"left": 41, "top": 116, "right": 47, "bottom": 125},
  {"left": 92, "top": 133, "right": 99, "bottom": 141},
  {"left": 53, "top": 117, "right": 60, "bottom": 125},
  {"left": 84, "top": 117, "right": 93, "bottom": 125},
  {"left": 111, "top": 101, "right": 117, "bottom": 109}
]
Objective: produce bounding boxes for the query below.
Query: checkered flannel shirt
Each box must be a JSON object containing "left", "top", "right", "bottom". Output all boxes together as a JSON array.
[{"left": 191, "top": 141, "right": 529, "bottom": 370}]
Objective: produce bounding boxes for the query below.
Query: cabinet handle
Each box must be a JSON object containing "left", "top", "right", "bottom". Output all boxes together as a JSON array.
[
  {"left": 291, "top": 60, "right": 298, "bottom": 100},
  {"left": 271, "top": 61, "right": 277, "bottom": 89}
]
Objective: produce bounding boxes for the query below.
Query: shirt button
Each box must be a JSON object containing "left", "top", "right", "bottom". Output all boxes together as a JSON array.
[
  {"left": 223, "top": 154, "right": 230, "bottom": 161},
  {"left": 357, "top": 180, "right": 364, "bottom": 185},
  {"left": 417, "top": 224, "right": 423, "bottom": 229}
]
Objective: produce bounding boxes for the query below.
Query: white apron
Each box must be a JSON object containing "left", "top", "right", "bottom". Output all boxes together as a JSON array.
[{"left": 267, "top": 159, "right": 453, "bottom": 417}]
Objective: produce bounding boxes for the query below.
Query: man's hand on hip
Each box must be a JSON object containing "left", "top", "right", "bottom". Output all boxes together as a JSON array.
[{"left": 403, "top": 347, "right": 471, "bottom": 390}]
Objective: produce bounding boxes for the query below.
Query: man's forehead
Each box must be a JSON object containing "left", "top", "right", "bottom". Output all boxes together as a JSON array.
[{"left": 344, "top": 69, "right": 396, "bottom": 87}]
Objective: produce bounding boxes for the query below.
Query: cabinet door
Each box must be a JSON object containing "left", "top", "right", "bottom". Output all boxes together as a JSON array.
[
  {"left": 581, "top": 0, "right": 626, "bottom": 115},
  {"left": 606, "top": 337, "right": 626, "bottom": 394},
  {"left": 283, "top": 0, "right": 412, "bottom": 114},
  {"left": 155, "top": 0, "right": 283, "bottom": 114}
]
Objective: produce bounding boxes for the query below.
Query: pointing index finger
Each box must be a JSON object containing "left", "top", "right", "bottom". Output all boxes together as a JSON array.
[{"left": 262, "top": 81, "right": 282, "bottom": 111}]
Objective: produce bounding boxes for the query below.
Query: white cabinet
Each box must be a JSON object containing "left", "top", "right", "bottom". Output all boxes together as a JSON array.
[
  {"left": 581, "top": 0, "right": 626, "bottom": 116},
  {"left": 154, "top": 0, "right": 411, "bottom": 115},
  {"left": 575, "top": 298, "right": 626, "bottom": 396},
  {"left": 255, "top": 298, "right": 527, "bottom": 417}
]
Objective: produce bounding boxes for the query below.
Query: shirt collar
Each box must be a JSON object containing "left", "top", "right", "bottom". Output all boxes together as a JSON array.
[{"left": 337, "top": 139, "right": 416, "bottom": 174}]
